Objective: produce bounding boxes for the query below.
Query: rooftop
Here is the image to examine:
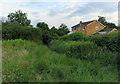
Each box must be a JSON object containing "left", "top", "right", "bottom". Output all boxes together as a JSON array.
[{"left": 71, "top": 20, "right": 96, "bottom": 28}]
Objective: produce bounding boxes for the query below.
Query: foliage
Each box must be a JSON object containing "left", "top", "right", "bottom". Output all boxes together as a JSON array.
[
  {"left": 41, "top": 30, "right": 51, "bottom": 44},
  {"left": 98, "top": 16, "right": 117, "bottom": 28},
  {"left": 60, "top": 31, "right": 119, "bottom": 52},
  {"left": 49, "top": 40, "right": 118, "bottom": 66},
  {"left": 61, "top": 32, "right": 85, "bottom": 41},
  {"left": 2, "top": 39, "right": 118, "bottom": 82},
  {"left": 85, "top": 32, "right": 120, "bottom": 52},
  {"left": 50, "top": 26, "right": 58, "bottom": 34},
  {"left": 36, "top": 22, "right": 49, "bottom": 30},
  {"left": 2, "top": 10, "right": 119, "bottom": 82},
  {"left": 3, "top": 10, "right": 71, "bottom": 44},
  {"left": 7, "top": 10, "right": 31, "bottom": 26},
  {"left": 2, "top": 21, "right": 60, "bottom": 44},
  {"left": 57, "top": 24, "right": 70, "bottom": 36},
  {"left": 2, "top": 22, "right": 42, "bottom": 43}
]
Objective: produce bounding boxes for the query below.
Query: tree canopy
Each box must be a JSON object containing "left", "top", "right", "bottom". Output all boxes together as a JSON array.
[
  {"left": 7, "top": 10, "right": 31, "bottom": 26},
  {"left": 57, "top": 23, "right": 70, "bottom": 36},
  {"left": 36, "top": 22, "right": 49, "bottom": 30},
  {"left": 98, "top": 16, "right": 117, "bottom": 29}
]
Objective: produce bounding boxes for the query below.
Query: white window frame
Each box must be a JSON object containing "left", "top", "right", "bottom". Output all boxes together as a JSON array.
[{"left": 96, "top": 26, "right": 99, "bottom": 30}]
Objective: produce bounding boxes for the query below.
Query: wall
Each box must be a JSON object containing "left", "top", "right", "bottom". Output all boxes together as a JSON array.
[
  {"left": 72, "top": 21, "right": 105, "bottom": 35},
  {"left": 85, "top": 21, "right": 105, "bottom": 35},
  {"left": 72, "top": 26, "right": 86, "bottom": 34}
]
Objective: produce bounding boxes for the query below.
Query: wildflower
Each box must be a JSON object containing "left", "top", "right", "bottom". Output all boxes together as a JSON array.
[{"left": 8, "top": 75, "right": 11, "bottom": 78}]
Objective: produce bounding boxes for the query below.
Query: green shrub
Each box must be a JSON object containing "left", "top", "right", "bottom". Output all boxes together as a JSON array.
[
  {"left": 107, "top": 32, "right": 120, "bottom": 52},
  {"left": 86, "top": 32, "right": 120, "bottom": 52},
  {"left": 49, "top": 40, "right": 118, "bottom": 66},
  {"left": 2, "top": 22, "right": 43, "bottom": 43},
  {"left": 49, "top": 40, "right": 97, "bottom": 59},
  {"left": 41, "top": 30, "right": 60, "bottom": 44},
  {"left": 61, "top": 31, "right": 119, "bottom": 52},
  {"left": 65, "top": 41, "right": 97, "bottom": 59}
]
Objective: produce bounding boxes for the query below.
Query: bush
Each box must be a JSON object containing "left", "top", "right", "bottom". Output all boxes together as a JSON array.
[
  {"left": 61, "top": 31, "right": 120, "bottom": 52},
  {"left": 85, "top": 32, "right": 120, "bottom": 52},
  {"left": 42, "top": 30, "right": 60, "bottom": 44},
  {"left": 49, "top": 40, "right": 98, "bottom": 59},
  {"left": 61, "top": 32, "right": 85, "bottom": 41},
  {"left": 65, "top": 41, "right": 97, "bottom": 59},
  {"left": 107, "top": 32, "right": 120, "bottom": 52},
  {"left": 49, "top": 40, "right": 118, "bottom": 66},
  {"left": 2, "top": 22, "right": 42, "bottom": 43}
]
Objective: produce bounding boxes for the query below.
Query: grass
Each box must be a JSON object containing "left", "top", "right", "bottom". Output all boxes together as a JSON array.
[
  {"left": 49, "top": 40, "right": 97, "bottom": 54},
  {"left": 2, "top": 39, "right": 118, "bottom": 82},
  {"left": 49, "top": 40, "right": 118, "bottom": 66}
]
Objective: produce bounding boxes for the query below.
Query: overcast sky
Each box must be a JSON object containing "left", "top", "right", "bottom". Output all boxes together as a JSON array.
[{"left": 0, "top": 0, "right": 119, "bottom": 31}]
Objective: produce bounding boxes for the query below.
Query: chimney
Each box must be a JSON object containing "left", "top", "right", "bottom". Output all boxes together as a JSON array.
[{"left": 80, "top": 21, "right": 82, "bottom": 24}]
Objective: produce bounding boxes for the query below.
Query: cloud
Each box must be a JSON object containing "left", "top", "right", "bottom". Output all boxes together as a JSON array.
[
  {"left": 66, "top": 2, "right": 117, "bottom": 18},
  {"left": 31, "top": 12, "right": 39, "bottom": 15},
  {"left": 53, "top": 5, "right": 56, "bottom": 8},
  {"left": 47, "top": 9, "right": 58, "bottom": 17},
  {"left": 47, "top": 2, "right": 86, "bottom": 17},
  {"left": 0, "top": 1, "right": 118, "bottom": 30},
  {"left": 1, "top": 0, "right": 119, "bottom": 2}
]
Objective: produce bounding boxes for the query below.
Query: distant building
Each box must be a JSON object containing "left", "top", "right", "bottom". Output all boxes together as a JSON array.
[
  {"left": 71, "top": 20, "right": 105, "bottom": 35},
  {"left": 108, "top": 28, "right": 118, "bottom": 34}
]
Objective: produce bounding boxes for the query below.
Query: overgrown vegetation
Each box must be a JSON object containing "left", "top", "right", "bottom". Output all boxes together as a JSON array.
[
  {"left": 49, "top": 40, "right": 118, "bottom": 66},
  {"left": 1, "top": 10, "right": 119, "bottom": 82},
  {"left": 2, "top": 22, "right": 42, "bottom": 43},
  {"left": 2, "top": 39, "right": 118, "bottom": 82},
  {"left": 60, "top": 31, "right": 120, "bottom": 52}
]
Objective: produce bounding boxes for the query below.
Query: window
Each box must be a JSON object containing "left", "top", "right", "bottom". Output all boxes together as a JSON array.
[
  {"left": 96, "top": 26, "right": 99, "bottom": 30},
  {"left": 82, "top": 27, "right": 85, "bottom": 30},
  {"left": 78, "top": 27, "right": 80, "bottom": 30},
  {"left": 74, "top": 27, "right": 76, "bottom": 31}
]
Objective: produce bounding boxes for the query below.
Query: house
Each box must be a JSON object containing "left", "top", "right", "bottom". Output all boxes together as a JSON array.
[
  {"left": 71, "top": 20, "right": 105, "bottom": 35},
  {"left": 108, "top": 28, "right": 118, "bottom": 34},
  {"left": 93, "top": 29, "right": 106, "bottom": 35}
]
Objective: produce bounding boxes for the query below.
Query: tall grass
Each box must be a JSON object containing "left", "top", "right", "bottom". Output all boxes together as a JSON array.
[
  {"left": 49, "top": 40, "right": 118, "bottom": 66},
  {"left": 2, "top": 39, "right": 118, "bottom": 82},
  {"left": 60, "top": 31, "right": 120, "bottom": 52}
]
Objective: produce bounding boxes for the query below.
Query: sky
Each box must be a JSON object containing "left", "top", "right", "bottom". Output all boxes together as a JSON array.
[{"left": 0, "top": 0, "right": 119, "bottom": 31}]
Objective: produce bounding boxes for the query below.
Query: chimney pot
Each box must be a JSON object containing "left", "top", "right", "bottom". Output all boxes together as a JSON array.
[{"left": 80, "top": 21, "right": 82, "bottom": 24}]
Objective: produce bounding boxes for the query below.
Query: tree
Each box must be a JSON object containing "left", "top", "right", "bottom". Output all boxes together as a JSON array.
[
  {"left": 2, "top": 21, "right": 42, "bottom": 41},
  {"left": 7, "top": 10, "right": 31, "bottom": 26},
  {"left": 51, "top": 26, "right": 58, "bottom": 34},
  {"left": 36, "top": 22, "right": 49, "bottom": 30},
  {"left": 98, "top": 16, "right": 106, "bottom": 24},
  {"left": 98, "top": 16, "right": 117, "bottom": 29},
  {"left": 57, "top": 24, "right": 70, "bottom": 36}
]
